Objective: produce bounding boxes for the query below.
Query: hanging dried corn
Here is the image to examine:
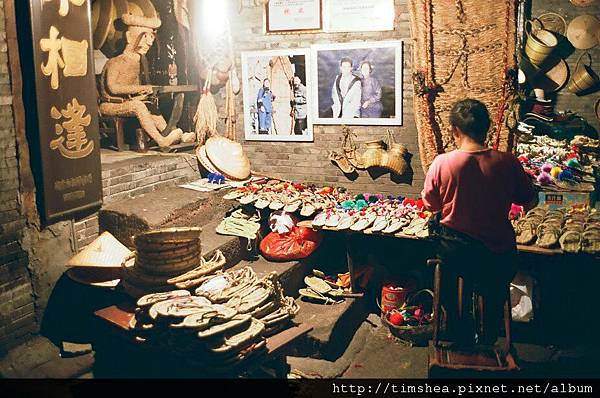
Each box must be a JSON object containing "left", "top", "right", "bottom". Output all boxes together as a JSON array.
[{"left": 194, "top": 68, "right": 218, "bottom": 144}]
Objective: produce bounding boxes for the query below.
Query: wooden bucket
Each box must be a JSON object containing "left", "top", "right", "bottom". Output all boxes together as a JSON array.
[
  {"left": 566, "top": 52, "right": 599, "bottom": 95},
  {"left": 524, "top": 19, "right": 558, "bottom": 66}
]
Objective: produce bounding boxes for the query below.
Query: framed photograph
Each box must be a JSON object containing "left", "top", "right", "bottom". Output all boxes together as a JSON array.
[
  {"left": 311, "top": 41, "right": 403, "bottom": 126},
  {"left": 324, "top": 0, "right": 395, "bottom": 32},
  {"left": 265, "top": 0, "right": 323, "bottom": 34},
  {"left": 241, "top": 49, "right": 313, "bottom": 142}
]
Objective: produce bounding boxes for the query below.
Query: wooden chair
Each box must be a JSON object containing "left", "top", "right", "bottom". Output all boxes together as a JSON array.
[{"left": 427, "top": 259, "right": 519, "bottom": 376}]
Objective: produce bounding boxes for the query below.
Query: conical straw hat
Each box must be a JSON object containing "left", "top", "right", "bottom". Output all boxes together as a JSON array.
[
  {"left": 567, "top": 15, "right": 600, "bottom": 50},
  {"left": 66, "top": 232, "right": 132, "bottom": 269},
  {"left": 205, "top": 136, "right": 251, "bottom": 181}
]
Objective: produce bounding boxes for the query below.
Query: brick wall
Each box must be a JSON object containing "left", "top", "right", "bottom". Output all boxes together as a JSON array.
[
  {"left": 227, "top": 0, "right": 424, "bottom": 198},
  {"left": 0, "top": 0, "right": 36, "bottom": 354},
  {"left": 531, "top": 1, "right": 600, "bottom": 134}
]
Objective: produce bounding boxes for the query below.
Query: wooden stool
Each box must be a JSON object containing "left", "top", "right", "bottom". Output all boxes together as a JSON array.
[{"left": 427, "top": 259, "right": 519, "bottom": 376}]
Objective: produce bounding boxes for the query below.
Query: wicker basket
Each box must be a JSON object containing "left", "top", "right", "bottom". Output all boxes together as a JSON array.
[
  {"left": 361, "top": 140, "right": 386, "bottom": 168},
  {"left": 381, "top": 289, "right": 434, "bottom": 347}
]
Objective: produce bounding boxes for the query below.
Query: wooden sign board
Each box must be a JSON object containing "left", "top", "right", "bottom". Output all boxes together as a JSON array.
[{"left": 18, "top": 0, "right": 102, "bottom": 223}]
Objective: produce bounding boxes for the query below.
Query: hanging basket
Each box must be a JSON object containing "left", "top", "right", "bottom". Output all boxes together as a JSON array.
[{"left": 380, "top": 289, "right": 434, "bottom": 347}]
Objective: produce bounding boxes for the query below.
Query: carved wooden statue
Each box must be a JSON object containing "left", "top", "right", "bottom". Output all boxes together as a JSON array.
[{"left": 98, "top": 13, "right": 195, "bottom": 148}]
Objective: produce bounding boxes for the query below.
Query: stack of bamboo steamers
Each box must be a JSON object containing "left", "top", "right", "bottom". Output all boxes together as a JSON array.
[{"left": 121, "top": 228, "right": 203, "bottom": 297}]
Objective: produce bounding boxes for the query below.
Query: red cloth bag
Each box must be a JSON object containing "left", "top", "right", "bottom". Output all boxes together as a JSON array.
[{"left": 259, "top": 226, "right": 322, "bottom": 261}]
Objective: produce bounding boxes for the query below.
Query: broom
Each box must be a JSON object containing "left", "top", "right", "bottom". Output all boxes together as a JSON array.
[{"left": 194, "top": 67, "right": 218, "bottom": 145}]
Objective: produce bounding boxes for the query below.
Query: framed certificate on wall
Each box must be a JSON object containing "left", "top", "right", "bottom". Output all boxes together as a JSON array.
[
  {"left": 265, "top": 0, "right": 323, "bottom": 34},
  {"left": 324, "top": 0, "right": 395, "bottom": 32}
]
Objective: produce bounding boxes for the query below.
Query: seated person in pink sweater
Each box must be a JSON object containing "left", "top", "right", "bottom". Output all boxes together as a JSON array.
[{"left": 422, "top": 99, "right": 538, "bottom": 346}]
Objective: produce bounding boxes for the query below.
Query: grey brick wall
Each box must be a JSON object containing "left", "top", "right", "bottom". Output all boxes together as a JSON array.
[{"left": 0, "top": 0, "right": 35, "bottom": 354}]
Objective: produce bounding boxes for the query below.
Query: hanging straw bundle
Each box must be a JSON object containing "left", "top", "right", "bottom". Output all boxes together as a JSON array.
[{"left": 194, "top": 68, "right": 218, "bottom": 145}]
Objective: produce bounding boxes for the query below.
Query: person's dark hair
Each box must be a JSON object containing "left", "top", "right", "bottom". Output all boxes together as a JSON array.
[
  {"left": 340, "top": 57, "right": 353, "bottom": 67},
  {"left": 360, "top": 61, "right": 373, "bottom": 71},
  {"left": 449, "top": 99, "right": 490, "bottom": 144}
]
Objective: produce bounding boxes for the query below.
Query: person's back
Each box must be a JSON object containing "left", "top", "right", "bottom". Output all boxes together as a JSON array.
[{"left": 424, "top": 147, "right": 534, "bottom": 253}]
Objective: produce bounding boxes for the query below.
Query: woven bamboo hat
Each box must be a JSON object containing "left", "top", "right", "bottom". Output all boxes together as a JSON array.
[
  {"left": 196, "top": 145, "right": 220, "bottom": 174},
  {"left": 205, "top": 137, "right": 251, "bottom": 181},
  {"left": 595, "top": 98, "right": 600, "bottom": 121},
  {"left": 567, "top": 15, "right": 600, "bottom": 50},
  {"left": 93, "top": 0, "right": 115, "bottom": 49}
]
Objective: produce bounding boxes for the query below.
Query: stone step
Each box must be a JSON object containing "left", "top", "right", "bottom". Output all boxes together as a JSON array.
[
  {"left": 293, "top": 295, "right": 370, "bottom": 361},
  {"left": 98, "top": 187, "right": 234, "bottom": 248}
]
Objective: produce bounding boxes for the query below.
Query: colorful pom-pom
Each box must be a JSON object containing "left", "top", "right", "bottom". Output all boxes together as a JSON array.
[
  {"left": 566, "top": 158, "right": 581, "bottom": 169},
  {"left": 541, "top": 163, "right": 553, "bottom": 173},
  {"left": 550, "top": 166, "right": 562, "bottom": 179},
  {"left": 559, "top": 169, "right": 573, "bottom": 181},
  {"left": 537, "top": 172, "right": 552, "bottom": 184}
]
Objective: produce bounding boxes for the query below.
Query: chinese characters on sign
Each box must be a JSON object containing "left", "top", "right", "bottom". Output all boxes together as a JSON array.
[
  {"left": 50, "top": 98, "right": 94, "bottom": 159},
  {"left": 24, "top": 0, "right": 101, "bottom": 222},
  {"left": 40, "top": 26, "right": 88, "bottom": 89},
  {"left": 43, "top": 0, "right": 86, "bottom": 17}
]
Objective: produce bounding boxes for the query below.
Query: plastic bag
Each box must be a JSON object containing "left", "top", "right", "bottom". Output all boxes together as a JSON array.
[
  {"left": 510, "top": 271, "right": 534, "bottom": 322},
  {"left": 259, "top": 226, "right": 322, "bottom": 261}
]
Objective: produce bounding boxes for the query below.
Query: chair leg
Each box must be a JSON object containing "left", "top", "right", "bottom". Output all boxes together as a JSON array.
[
  {"left": 431, "top": 261, "right": 442, "bottom": 346},
  {"left": 503, "top": 289, "right": 512, "bottom": 353},
  {"left": 114, "top": 118, "right": 126, "bottom": 151}
]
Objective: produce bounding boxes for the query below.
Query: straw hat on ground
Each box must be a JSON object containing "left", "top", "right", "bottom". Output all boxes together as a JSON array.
[
  {"left": 567, "top": 15, "right": 600, "bottom": 50},
  {"left": 205, "top": 136, "right": 251, "bottom": 181}
]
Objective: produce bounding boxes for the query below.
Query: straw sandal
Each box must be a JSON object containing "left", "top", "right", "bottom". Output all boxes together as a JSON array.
[
  {"left": 223, "top": 189, "right": 245, "bottom": 200},
  {"left": 238, "top": 192, "right": 257, "bottom": 205},
  {"left": 254, "top": 193, "right": 272, "bottom": 210},
  {"left": 167, "top": 250, "right": 227, "bottom": 289},
  {"left": 325, "top": 210, "right": 342, "bottom": 228},
  {"left": 283, "top": 196, "right": 302, "bottom": 213},
  {"left": 350, "top": 212, "right": 377, "bottom": 232},
  {"left": 173, "top": 305, "right": 237, "bottom": 330},
  {"left": 209, "top": 318, "right": 266, "bottom": 354},
  {"left": 382, "top": 216, "right": 410, "bottom": 234},
  {"left": 402, "top": 217, "right": 428, "bottom": 236},
  {"left": 559, "top": 230, "right": 582, "bottom": 253},
  {"left": 136, "top": 290, "right": 191, "bottom": 308},
  {"left": 200, "top": 267, "right": 258, "bottom": 303},
  {"left": 300, "top": 201, "right": 317, "bottom": 217},
  {"left": 515, "top": 219, "right": 537, "bottom": 245},
  {"left": 148, "top": 296, "right": 212, "bottom": 320},
  {"left": 370, "top": 215, "right": 390, "bottom": 233},
  {"left": 334, "top": 212, "right": 357, "bottom": 230},
  {"left": 535, "top": 224, "right": 561, "bottom": 248},
  {"left": 197, "top": 314, "right": 253, "bottom": 339},
  {"left": 299, "top": 288, "right": 344, "bottom": 304},
  {"left": 225, "top": 285, "right": 272, "bottom": 314},
  {"left": 581, "top": 231, "right": 600, "bottom": 255},
  {"left": 311, "top": 211, "right": 328, "bottom": 228}
]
